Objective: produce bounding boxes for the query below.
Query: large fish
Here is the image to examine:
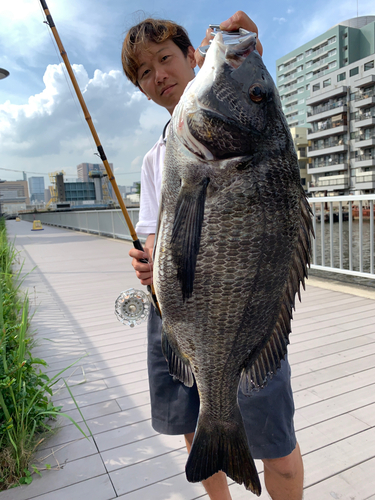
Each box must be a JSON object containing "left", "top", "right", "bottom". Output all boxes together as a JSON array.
[{"left": 153, "top": 31, "right": 313, "bottom": 495}]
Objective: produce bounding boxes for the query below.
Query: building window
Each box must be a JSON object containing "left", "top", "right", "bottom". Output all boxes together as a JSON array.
[
  {"left": 328, "top": 49, "right": 337, "bottom": 57},
  {"left": 298, "top": 99, "right": 305, "bottom": 105},
  {"left": 306, "top": 72, "right": 313, "bottom": 79},
  {"left": 306, "top": 49, "right": 312, "bottom": 56},
  {"left": 343, "top": 58, "right": 348, "bottom": 64},
  {"left": 297, "top": 54, "right": 303, "bottom": 61},
  {"left": 337, "top": 72, "right": 346, "bottom": 82},
  {"left": 297, "top": 65, "right": 303, "bottom": 72},
  {"left": 297, "top": 76, "right": 304, "bottom": 83},
  {"left": 343, "top": 32, "right": 348, "bottom": 39},
  {"left": 328, "top": 61, "right": 337, "bottom": 69},
  {"left": 350, "top": 67, "right": 359, "bottom": 77},
  {"left": 328, "top": 36, "right": 336, "bottom": 44},
  {"left": 306, "top": 84, "right": 310, "bottom": 91},
  {"left": 306, "top": 61, "right": 313, "bottom": 68},
  {"left": 313, "top": 83, "right": 320, "bottom": 92},
  {"left": 279, "top": 64, "right": 284, "bottom": 71},
  {"left": 364, "top": 61, "right": 374, "bottom": 71},
  {"left": 323, "top": 79, "right": 331, "bottom": 88},
  {"left": 298, "top": 87, "right": 304, "bottom": 93},
  {"left": 343, "top": 45, "right": 348, "bottom": 51}
]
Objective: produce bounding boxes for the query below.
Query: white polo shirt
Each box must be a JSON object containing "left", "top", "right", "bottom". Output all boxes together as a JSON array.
[{"left": 135, "top": 133, "right": 166, "bottom": 235}]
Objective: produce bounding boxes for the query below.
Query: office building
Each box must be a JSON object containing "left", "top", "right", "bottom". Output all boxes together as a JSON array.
[
  {"left": 64, "top": 182, "right": 96, "bottom": 202},
  {"left": 28, "top": 176, "right": 45, "bottom": 203},
  {"left": 276, "top": 16, "right": 375, "bottom": 128},
  {"left": 0, "top": 181, "right": 30, "bottom": 214}
]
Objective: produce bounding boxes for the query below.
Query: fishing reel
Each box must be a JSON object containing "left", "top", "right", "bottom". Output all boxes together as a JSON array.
[
  {"left": 198, "top": 25, "right": 256, "bottom": 56},
  {"left": 115, "top": 288, "right": 150, "bottom": 328}
]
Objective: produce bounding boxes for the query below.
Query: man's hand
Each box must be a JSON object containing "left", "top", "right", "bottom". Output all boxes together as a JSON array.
[
  {"left": 129, "top": 234, "right": 155, "bottom": 286},
  {"left": 195, "top": 11, "right": 263, "bottom": 68}
]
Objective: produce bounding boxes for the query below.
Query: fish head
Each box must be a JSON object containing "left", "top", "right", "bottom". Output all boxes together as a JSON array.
[{"left": 172, "top": 32, "right": 288, "bottom": 161}]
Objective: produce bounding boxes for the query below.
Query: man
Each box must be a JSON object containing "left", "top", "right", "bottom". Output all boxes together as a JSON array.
[{"left": 122, "top": 11, "right": 304, "bottom": 500}]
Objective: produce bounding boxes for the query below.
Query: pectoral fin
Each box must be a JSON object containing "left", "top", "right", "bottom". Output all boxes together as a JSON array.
[{"left": 171, "top": 177, "right": 209, "bottom": 301}]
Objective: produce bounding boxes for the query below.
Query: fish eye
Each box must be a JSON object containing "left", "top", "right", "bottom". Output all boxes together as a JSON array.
[{"left": 249, "top": 84, "right": 264, "bottom": 103}]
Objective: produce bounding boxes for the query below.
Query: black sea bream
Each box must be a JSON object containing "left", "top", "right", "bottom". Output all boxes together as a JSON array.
[{"left": 153, "top": 32, "right": 313, "bottom": 495}]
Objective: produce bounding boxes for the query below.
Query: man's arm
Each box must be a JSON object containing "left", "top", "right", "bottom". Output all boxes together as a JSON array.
[
  {"left": 195, "top": 11, "right": 263, "bottom": 68},
  {"left": 129, "top": 233, "right": 155, "bottom": 286}
]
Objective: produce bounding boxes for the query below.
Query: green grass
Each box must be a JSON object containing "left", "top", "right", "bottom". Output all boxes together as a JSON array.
[{"left": 0, "top": 218, "right": 89, "bottom": 489}]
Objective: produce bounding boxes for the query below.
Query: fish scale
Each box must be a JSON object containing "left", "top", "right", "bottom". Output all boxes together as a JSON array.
[{"left": 154, "top": 31, "right": 313, "bottom": 496}]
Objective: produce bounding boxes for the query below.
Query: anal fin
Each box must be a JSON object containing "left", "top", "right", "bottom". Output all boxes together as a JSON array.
[{"left": 161, "top": 329, "right": 194, "bottom": 387}]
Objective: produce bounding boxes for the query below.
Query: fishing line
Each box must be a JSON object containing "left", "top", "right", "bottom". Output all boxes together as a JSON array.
[
  {"left": 39, "top": 0, "right": 161, "bottom": 319},
  {"left": 38, "top": 1, "right": 95, "bottom": 155},
  {"left": 38, "top": 3, "right": 140, "bottom": 217}
]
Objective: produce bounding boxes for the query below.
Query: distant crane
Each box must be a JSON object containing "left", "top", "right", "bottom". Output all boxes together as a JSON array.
[{"left": 46, "top": 171, "right": 65, "bottom": 208}]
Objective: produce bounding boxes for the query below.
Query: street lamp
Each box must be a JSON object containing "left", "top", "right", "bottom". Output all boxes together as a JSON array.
[{"left": 0, "top": 68, "right": 9, "bottom": 80}]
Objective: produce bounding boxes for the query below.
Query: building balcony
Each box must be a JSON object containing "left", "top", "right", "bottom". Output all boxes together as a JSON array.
[
  {"left": 355, "top": 173, "right": 375, "bottom": 190},
  {"left": 353, "top": 156, "right": 375, "bottom": 168},
  {"left": 353, "top": 96, "right": 375, "bottom": 109},
  {"left": 353, "top": 74, "right": 375, "bottom": 89},
  {"left": 307, "top": 162, "right": 347, "bottom": 175},
  {"left": 307, "top": 104, "right": 346, "bottom": 122},
  {"left": 283, "top": 94, "right": 299, "bottom": 105},
  {"left": 281, "top": 73, "right": 298, "bottom": 85},
  {"left": 308, "top": 143, "right": 348, "bottom": 157},
  {"left": 354, "top": 136, "right": 375, "bottom": 148},
  {"left": 306, "top": 86, "right": 347, "bottom": 106},
  {"left": 354, "top": 115, "right": 375, "bottom": 128},
  {"left": 308, "top": 123, "right": 347, "bottom": 140},
  {"left": 308, "top": 175, "right": 349, "bottom": 192},
  {"left": 279, "top": 83, "right": 299, "bottom": 95}
]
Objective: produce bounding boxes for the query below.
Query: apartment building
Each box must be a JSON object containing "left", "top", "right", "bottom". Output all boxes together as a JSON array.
[
  {"left": 276, "top": 16, "right": 375, "bottom": 129},
  {"left": 290, "top": 127, "right": 311, "bottom": 192},
  {"left": 306, "top": 54, "right": 375, "bottom": 195}
]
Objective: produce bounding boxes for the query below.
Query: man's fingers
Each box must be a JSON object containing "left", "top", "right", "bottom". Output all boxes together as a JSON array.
[
  {"left": 195, "top": 28, "right": 213, "bottom": 68},
  {"left": 220, "top": 11, "right": 258, "bottom": 34},
  {"left": 219, "top": 11, "right": 263, "bottom": 56}
]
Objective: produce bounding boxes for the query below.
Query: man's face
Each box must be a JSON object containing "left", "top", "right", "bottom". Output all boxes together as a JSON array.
[{"left": 136, "top": 40, "right": 196, "bottom": 115}]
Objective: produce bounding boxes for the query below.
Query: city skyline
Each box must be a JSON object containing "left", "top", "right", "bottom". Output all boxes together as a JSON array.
[{"left": 1, "top": 0, "right": 375, "bottom": 185}]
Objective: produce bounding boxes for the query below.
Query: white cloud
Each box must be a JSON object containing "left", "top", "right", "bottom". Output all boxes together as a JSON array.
[
  {"left": 287, "top": 8, "right": 294, "bottom": 14},
  {"left": 0, "top": 62, "right": 168, "bottom": 184},
  {"left": 273, "top": 17, "right": 287, "bottom": 24}
]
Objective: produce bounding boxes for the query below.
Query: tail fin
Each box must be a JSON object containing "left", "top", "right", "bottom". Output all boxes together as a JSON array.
[{"left": 185, "top": 410, "right": 261, "bottom": 495}]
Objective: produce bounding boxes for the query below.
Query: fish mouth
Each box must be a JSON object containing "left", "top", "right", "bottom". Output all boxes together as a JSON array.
[{"left": 172, "top": 32, "right": 258, "bottom": 160}]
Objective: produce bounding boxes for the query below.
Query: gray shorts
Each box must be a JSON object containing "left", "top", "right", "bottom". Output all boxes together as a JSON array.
[{"left": 147, "top": 306, "right": 297, "bottom": 460}]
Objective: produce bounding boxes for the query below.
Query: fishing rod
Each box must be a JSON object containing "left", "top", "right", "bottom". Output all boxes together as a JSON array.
[{"left": 39, "top": 0, "right": 160, "bottom": 324}]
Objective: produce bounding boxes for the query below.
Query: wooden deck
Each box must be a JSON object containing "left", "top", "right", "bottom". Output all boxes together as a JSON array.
[{"left": 2, "top": 219, "right": 375, "bottom": 500}]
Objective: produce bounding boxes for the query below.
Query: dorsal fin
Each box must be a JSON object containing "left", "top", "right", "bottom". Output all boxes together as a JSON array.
[{"left": 241, "top": 189, "right": 314, "bottom": 393}]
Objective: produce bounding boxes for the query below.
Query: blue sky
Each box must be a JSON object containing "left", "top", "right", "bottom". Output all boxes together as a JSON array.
[{"left": 0, "top": 0, "right": 374, "bottom": 187}]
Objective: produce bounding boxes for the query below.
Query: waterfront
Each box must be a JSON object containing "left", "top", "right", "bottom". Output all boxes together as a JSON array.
[{"left": 313, "top": 220, "right": 374, "bottom": 274}]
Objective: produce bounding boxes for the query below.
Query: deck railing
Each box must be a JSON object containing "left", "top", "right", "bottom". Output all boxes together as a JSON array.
[
  {"left": 20, "top": 195, "right": 375, "bottom": 280},
  {"left": 308, "top": 194, "right": 375, "bottom": 279}
]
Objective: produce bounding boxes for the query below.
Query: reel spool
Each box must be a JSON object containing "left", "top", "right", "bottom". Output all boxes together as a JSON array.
[{"left": 115, "top": 288, "right": 150, "bottom": 328}]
